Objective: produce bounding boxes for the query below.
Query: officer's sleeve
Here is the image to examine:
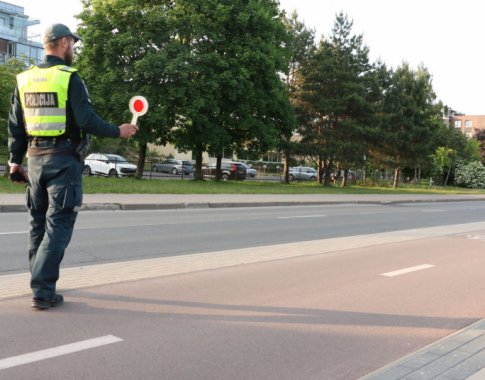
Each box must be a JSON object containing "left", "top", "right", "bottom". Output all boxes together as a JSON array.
[
  {"left": 68, "top": 73, "right": 120, "bottom": 138},
  {"left": 7, "top": 86, "right": 28, "bottom": 165}
]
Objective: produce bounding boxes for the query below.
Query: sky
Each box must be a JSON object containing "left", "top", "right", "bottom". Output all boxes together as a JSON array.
[{"left": 12, "top": 0, "right": 485, "bottom": 115}]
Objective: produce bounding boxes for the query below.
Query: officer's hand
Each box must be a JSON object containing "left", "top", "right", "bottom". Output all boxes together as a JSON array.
[
  {"left": 119, "top": 123, "right": 138, "bottom": 138},
  {"left": 9, "top": 165, "right": 28, "bottom": 184}
]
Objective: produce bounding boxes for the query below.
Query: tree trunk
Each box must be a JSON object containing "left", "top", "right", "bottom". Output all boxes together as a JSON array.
[
  {"left": 215, "top": 154, "right": 222, "bottom": 181},
  {"left": 322, "top": 160, "right": 331, "bottom": 186},
  {"left": 414, "top": 165, "right": 421, "bottom": 183},
  {"left": 318, "top": 155, "right": 323, "bottom": 184},
  {"left": 445, "top": 161, "right": 453, "bottom": 186},
  {"left": 136, "top": 142, "right": 147, "bottom": 179},
  {"left": 393, "top": 167, "right": 400, "bottom": 189},
  {"left": 283, "top": 146, "right": 290, "bottom": 183},
  {"left": 194, "top": 145, "right": 204, "bottom": 180}
]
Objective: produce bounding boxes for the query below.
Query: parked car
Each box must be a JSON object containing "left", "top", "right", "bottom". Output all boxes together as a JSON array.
[
  {"left": 331, "top": 169, "right": 357, "bottom": 182},
  {"left": 83, "top": 153, "right": 137, "bottom": 178},
  {"left": 242, "top": 163, "right": 257, "bottom": 178},
  {"left": 289, "top": 166, "right": 317, "bottom": 181},
  {"left": 152, "top": 159, "right": 193, "bottom": 175},
  {"left": 205, "top": 161, "right": 247, "bottom": 180}
]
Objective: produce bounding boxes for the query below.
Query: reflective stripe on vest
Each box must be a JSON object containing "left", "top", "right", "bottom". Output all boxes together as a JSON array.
[{"left": 17, "top": 65, "right": 77, "bottom": 137}]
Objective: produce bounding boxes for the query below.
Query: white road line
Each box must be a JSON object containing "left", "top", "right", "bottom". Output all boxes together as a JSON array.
[
  {"left": 277, "top": 214, "right": 327, "bottom": 219},
  {"left": 381, "top": 264, "right": 436, "bottom": 277},
  {"left": 0, "top": 231, "right": 27, "bottom": 236},
  {"left": 0, "top": 335, "right": 123, "bottom": 371},
  {"left": 467, "top": 234, "right": 485, "bottom": 241},
  {"left": 420, "top": 209, "right": 446, "bottom": 213}
]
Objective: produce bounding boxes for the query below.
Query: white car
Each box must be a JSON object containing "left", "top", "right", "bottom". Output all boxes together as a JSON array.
[{"left": 83, "top": 153, "right": 137, "bottom": 178}]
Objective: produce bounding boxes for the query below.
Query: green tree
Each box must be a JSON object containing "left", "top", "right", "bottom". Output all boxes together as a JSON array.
[
  {"left": 76, "top": 0, "right": 174, "bottom": 178},
  {"left": 380, "top": 63, "right": 442, "bottom": 188},
  {"left": 428, "top": 123, "right": 480, "bottom": 185},
  {"left": 430, "top": 146, "right": 456, "bottom": 185},
  {"left": 281, "top": 10, "right": 315, "bottom": 183},
  {"left": 300, "top": 13, "right": 380, "bottom": 186},
  {"left": 78, "top": 0, "right": 293, "bottom": 180},
  {"left": 165, "top": 0, "right": 294, "bottom": 179},
  {"left": 466, "top": 137, "right": 481, "bottom": 162},
  {"left": 1, "top": 58, "right": 26, "bottom": 147},
  {"left": 1, "top": 58, "right": 27, "bottom": 176}
]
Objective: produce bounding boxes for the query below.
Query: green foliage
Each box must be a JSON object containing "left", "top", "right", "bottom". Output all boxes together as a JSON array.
[
  {"left": 429, "top": 146, "right": 456, "bottom": 185},
  {"left": 465, "top": 138, "right": 481, "bottom": 161},
  {"left": 298, "top": 13, "right": 382, "bottom": 182},
  {"left": 76, "top": 0, "right": 173, "bottom": 146},
  {"left": 284, "top": 11, "right": 315, "bottom": 96},
  {"left": 71, "top": 2, "right": 480, "bottom": 184},
  {"left": 77, "top": 0, "right": 294, "bottom": 179},
  {"left": 167, "top": 0, "right": 294, "bottom": 158},
  {"left": 380, "top": 63, "right": 442, "bottom": 169},
  {"left": 279, "top": 11, "right": 315, "bottom": 181},
  {"left": 454, "top": 160, "right": 485, "bottom": 188},
  {"left": 0, "top": 58, "right": 27, "bottom": 148}
]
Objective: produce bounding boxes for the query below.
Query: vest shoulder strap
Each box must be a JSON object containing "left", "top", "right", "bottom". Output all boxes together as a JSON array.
[{"left": 57, "top": 65, "right": 78, "bottom": 73}]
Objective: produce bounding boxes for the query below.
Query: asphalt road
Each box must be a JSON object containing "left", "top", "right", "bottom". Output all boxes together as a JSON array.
[
  {"left": 2, "top": 201, "right": 485, "bottom": 275},
  {"left": 2, "top": 214, "right": 485, "bottom": 379}
]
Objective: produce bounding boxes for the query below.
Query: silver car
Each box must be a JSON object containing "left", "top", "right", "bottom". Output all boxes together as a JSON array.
[
  {"left": 289, "top": 166, "right": 318, "bottom": 181},
  {"left": 152, "top": 159, "right": 193, "bottom": 175}
]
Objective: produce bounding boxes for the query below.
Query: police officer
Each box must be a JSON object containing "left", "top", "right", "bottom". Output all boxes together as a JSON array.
[{"left": 8, "top": 23, "right": 139, "bottom": 310}]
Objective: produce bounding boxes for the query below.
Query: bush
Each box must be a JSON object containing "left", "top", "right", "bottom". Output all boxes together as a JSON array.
[{"left": 454, "top": 160, "right": 485, "bottom": 188}]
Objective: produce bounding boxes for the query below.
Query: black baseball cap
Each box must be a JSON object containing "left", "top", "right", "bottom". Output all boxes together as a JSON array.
[{"left": 44, "top": 23, "right": 81, "bottom": 44}]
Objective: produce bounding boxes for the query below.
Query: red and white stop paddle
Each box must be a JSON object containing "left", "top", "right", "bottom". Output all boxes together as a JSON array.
[{"left": 129, "top": 96, "right": 148, "bottom": 125}]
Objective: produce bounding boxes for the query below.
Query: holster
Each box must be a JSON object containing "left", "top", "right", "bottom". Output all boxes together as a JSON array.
[{"left": 75, "top": 134, "right": 91, "bottom": 160}]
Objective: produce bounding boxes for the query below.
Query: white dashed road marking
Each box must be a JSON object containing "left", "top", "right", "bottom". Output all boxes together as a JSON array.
[
  {"left": 277, "top": 214, "right": 327, "bottom": 219},
  {"left": 0, "top": 335, "right": 123, "bottom": 370},
  {"left": 381, "top": 264, "right": 436, "bottom": 277},
  {"left": 467, "top": 234, "right": 485, "bottom": 241}
]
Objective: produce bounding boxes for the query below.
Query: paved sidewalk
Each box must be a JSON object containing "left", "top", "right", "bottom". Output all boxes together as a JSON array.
[
  {"left": 2, "top": 193, "right": 485, "bottom": 212},
  {"left": 361, "top": 320, "right": 485, "bottom": 379}
]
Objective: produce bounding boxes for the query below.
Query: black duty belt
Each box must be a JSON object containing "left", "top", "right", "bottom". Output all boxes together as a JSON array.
[{"left": 29, "top": 137, "right": 72, "bottom": 145}]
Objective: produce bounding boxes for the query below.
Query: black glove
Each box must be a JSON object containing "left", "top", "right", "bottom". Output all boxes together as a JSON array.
[{"left": 9, "top": 172, "right": 28, "bottom": 183}]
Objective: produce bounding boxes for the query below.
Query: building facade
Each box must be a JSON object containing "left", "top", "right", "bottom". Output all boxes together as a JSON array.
[
  {"left": 450, "top": 115, "right": 485, "bottom": 138},
  {"left": 0, "top": 1, "right": 43, "bottom": 65}
]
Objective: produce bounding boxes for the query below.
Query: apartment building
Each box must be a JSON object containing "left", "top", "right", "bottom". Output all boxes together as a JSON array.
[
  {"left": 0, "top": 1, "right": 42, "bottom": 65},
  {"left": 450, "top": 115, "right": 485, "bottom": 138}
]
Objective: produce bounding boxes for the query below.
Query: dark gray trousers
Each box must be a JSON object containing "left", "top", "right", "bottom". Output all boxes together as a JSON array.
[{"left": 26, "top": 154, "right": 82, "bottom": 299}]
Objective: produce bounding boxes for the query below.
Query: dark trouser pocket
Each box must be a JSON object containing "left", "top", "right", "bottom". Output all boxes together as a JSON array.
[{"left": 50, "top": 183, "right": 82, "bottom": 212}]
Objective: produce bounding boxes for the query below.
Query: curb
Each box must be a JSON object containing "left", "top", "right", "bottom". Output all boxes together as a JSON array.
[
  {"left": 83, "top": 199, "right": 485, "bottom": 212},
  {"left": 2, "top": 197, "right": 485, "bottom": 212},
  {"left": 360, "top": 318, "right": 485, "bottom": 379},
  {"left": 0, "top": 205, "right": 27, "bottom": 212},
  {"left": 78, "top": 198, "right": 485, "bottom": 212}
]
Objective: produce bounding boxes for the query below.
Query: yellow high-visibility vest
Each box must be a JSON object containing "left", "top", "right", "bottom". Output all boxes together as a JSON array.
[{"left": 17, "top": 65, "right": 77, "bottom": 137}]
